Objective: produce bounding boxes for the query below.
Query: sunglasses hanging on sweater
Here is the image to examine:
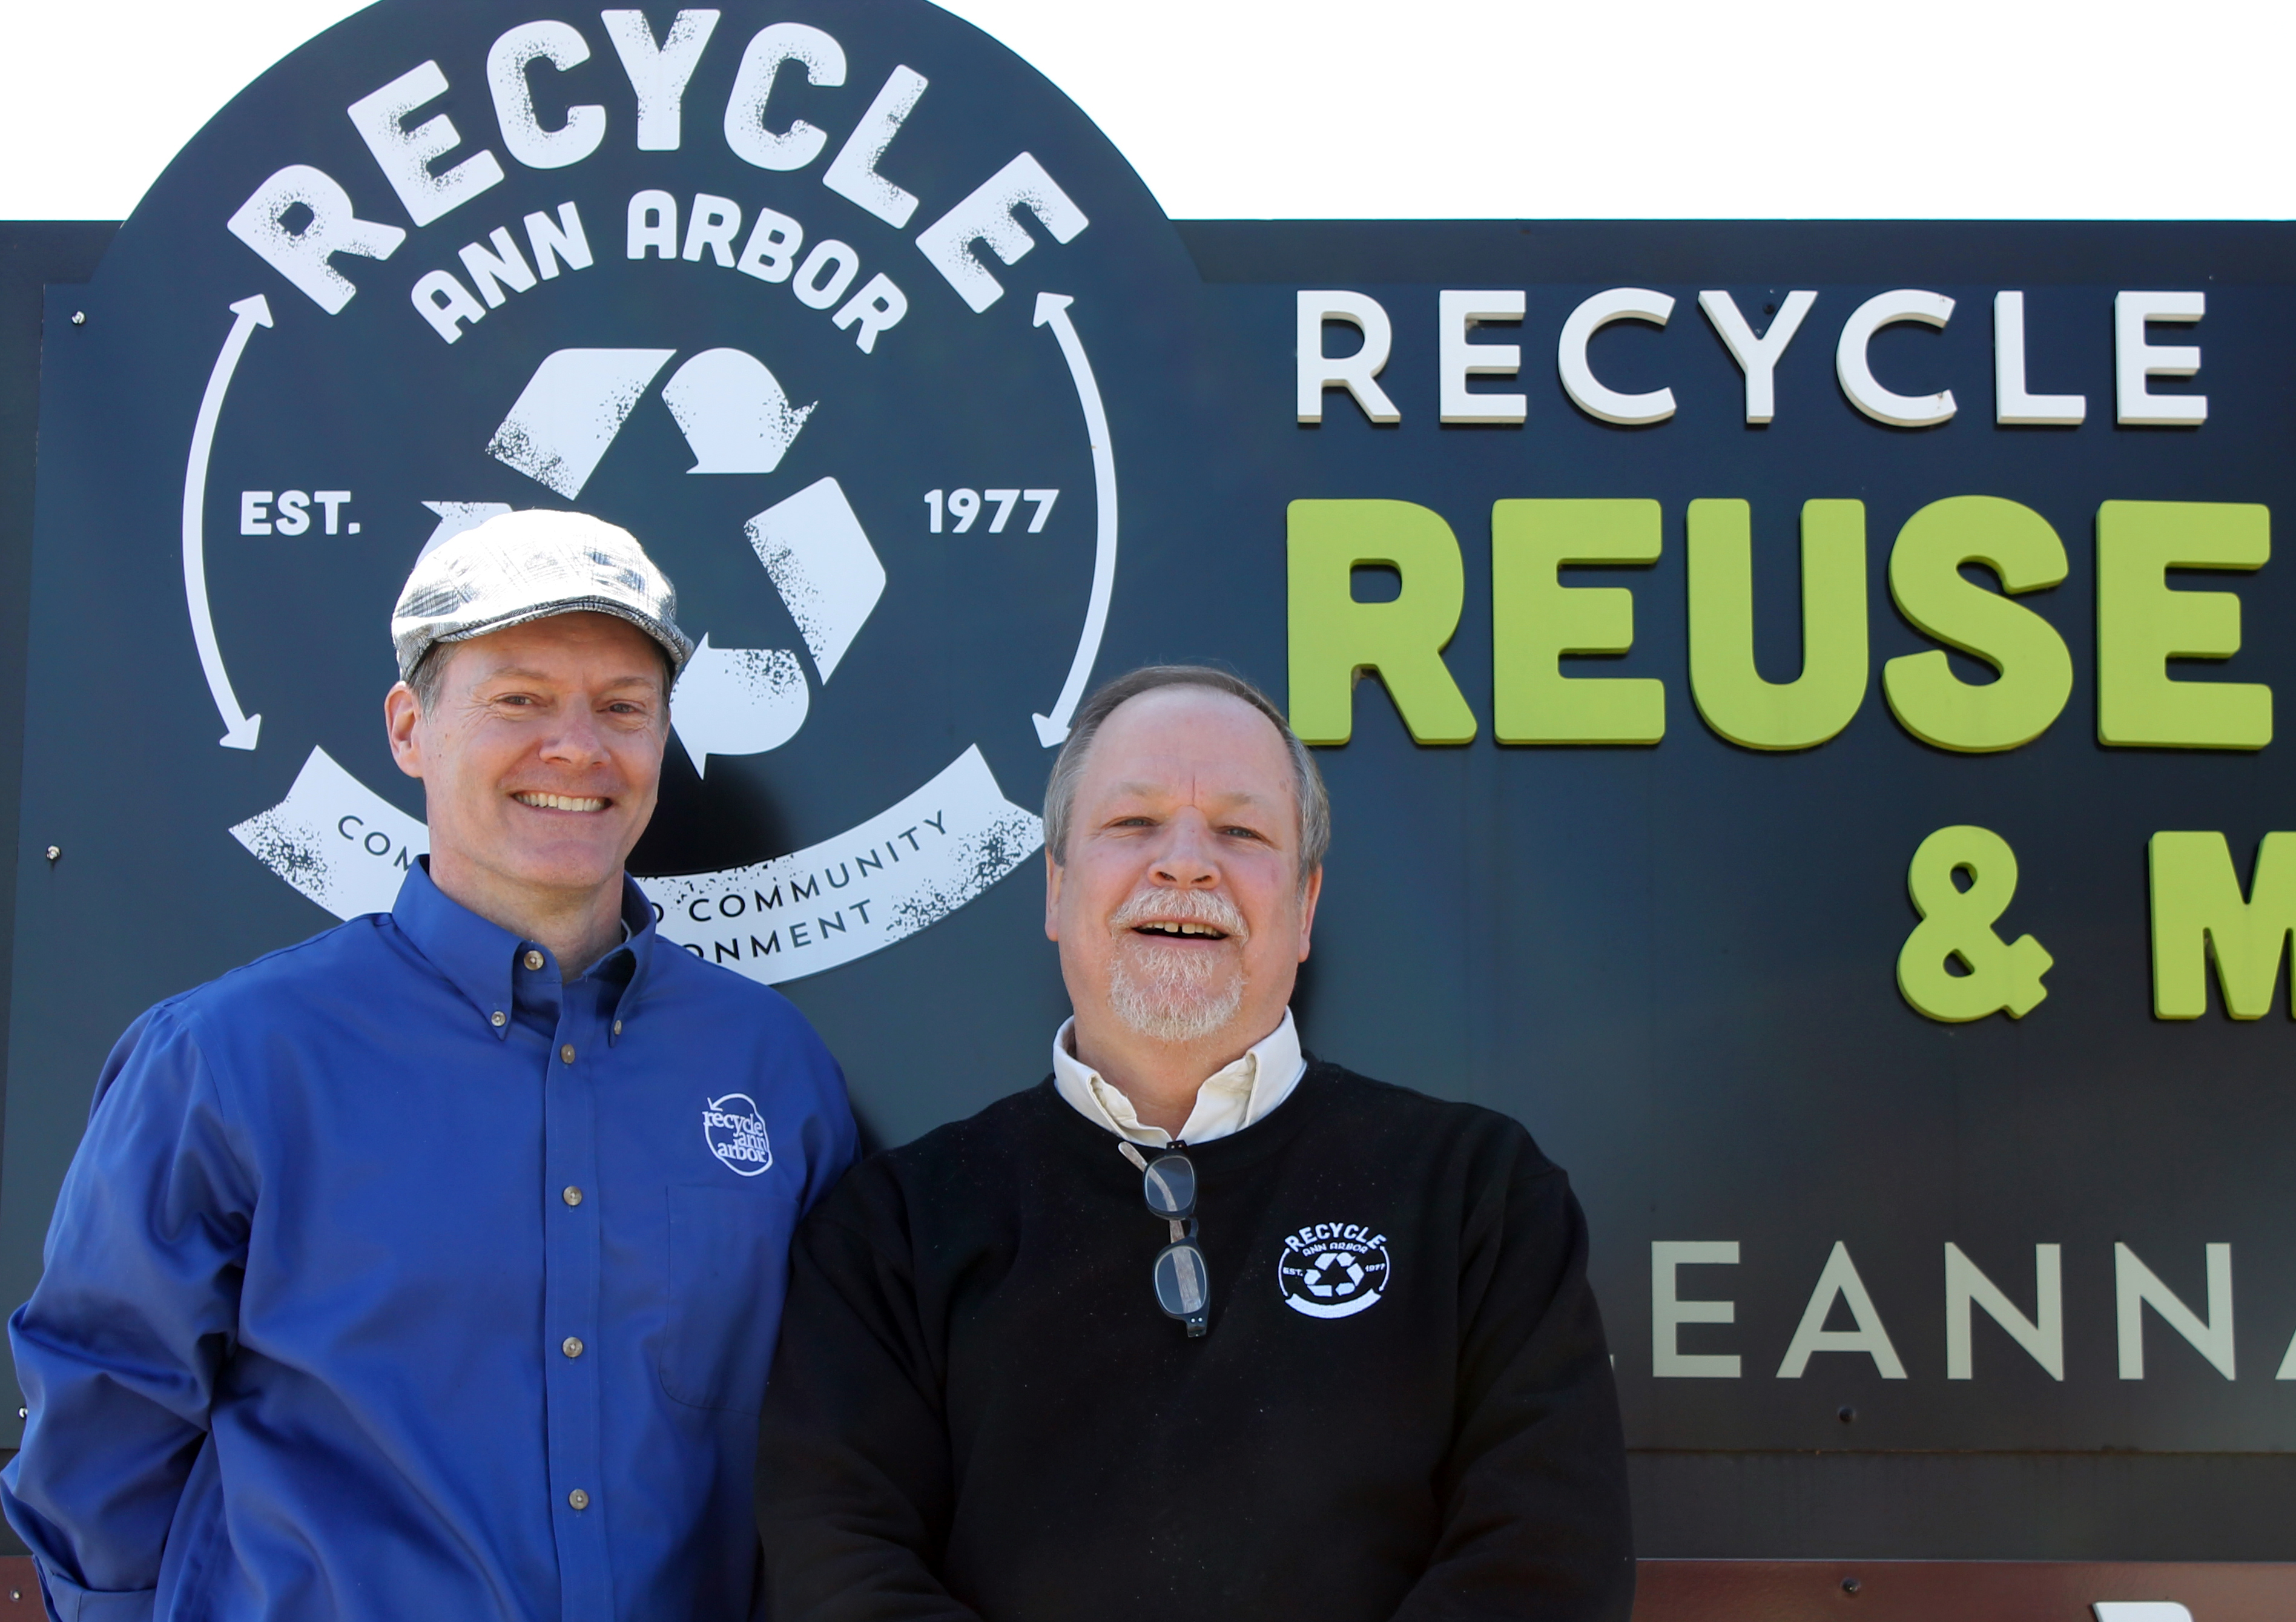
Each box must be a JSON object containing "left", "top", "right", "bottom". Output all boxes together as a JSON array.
[{"left": 1120, "top": 1142, "right": 1209, "bottom": 1336}]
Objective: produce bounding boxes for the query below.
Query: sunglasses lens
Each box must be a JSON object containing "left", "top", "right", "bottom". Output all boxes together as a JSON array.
[
  {"left": 1141, "top": 1153, "right": 1196, "bottom": 1218},
  {"left": 1153, "top": 1242, "right": 1210, "bottom": 1318}
]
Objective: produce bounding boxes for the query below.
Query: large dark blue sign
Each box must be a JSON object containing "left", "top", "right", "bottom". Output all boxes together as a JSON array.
[{"left": 5, "top": 0, "right": 2295, "bottom": 1554}]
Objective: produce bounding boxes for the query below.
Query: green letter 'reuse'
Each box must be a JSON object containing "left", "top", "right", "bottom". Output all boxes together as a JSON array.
[
  {"left": 1287, "top": 499, "right": 1477, "bottom": 745},
  {"left": 2097, "top": 501, "right": 2271, "bottom": 750},
  {"left": 1492, "top": 499, "right": 1665, "bottom": 745},
  {"left": 1687, "top": 498, "right": 1869, "bottom": 750},
  {"left": 1882, "top": 496, "right": 2073, "bottom": 753}
]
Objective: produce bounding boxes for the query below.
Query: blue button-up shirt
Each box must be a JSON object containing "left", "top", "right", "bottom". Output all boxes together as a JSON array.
[{"left": 1, "top": 862, "right": 856, "bottom": 1621}]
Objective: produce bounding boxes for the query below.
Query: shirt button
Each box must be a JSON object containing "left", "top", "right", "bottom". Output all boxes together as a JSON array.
[
  {"left": 567, "top": 1488, "right": 590, "bottom": 1511},
  {"left": 561, "top": 1185, "right": 583, "bottom": 1207},
  {"left": 524, "top": 949, "right": 544, "bottom": 971},
  {"left": 612, "top": 1020, "right": 622, "bottom": 1037},
  {"left": 490, "top": 1011, "right": 506, "bottom": 1028},
  {"left": 561, "top": 1043, "right": 576, "bottom": 1064},
  {"left": 562, "top": 1336, "right": 584, "bottom": 1358}
]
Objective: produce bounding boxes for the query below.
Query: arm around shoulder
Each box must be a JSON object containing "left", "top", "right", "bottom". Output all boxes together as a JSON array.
[{"left": 755, "top": 1162, "right": 983, "bottom": 1622}]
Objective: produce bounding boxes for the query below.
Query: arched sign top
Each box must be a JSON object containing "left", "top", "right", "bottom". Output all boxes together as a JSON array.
[{"left": 88, "top": 0, "right": 1205, "bottom": 986}]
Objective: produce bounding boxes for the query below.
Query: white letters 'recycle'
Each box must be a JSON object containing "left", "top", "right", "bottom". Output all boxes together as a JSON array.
[{"left": 190, "top": 5, "right": 1130, "bottom": 986}]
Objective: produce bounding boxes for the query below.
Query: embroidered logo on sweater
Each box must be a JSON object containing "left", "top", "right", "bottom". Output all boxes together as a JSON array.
[
  {"left": 1278, "top": 1223, "right": 1391, "bottom": 1319},
  {"left": 703, "top": 1094, "right": 774, "bottom": 1177}
]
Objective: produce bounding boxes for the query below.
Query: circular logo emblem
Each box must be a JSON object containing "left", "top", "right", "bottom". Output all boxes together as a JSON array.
[
  {"left": 703, "top": 1093, "right": 773, "bottom": 1176},
  {"left": 81, "top": 0, "right": 1201, "bottom": 991},
  {"left": 1277, "top": 1222, "right": 1392, "bottom": 1319}
]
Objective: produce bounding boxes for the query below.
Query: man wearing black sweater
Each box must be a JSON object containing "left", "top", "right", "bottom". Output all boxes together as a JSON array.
[{"left": 755, "top": 666, "right": 1633, "bottom": 1622}]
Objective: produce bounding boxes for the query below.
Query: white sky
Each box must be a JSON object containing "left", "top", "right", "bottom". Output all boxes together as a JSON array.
[{"left": 3, "top": 0, "right": 2290, "bottom": 221}]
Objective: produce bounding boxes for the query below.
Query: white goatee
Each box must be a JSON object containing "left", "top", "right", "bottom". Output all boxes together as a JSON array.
[{"left": 1106, "top": 887, "right": 1249, "bottom": 1043}]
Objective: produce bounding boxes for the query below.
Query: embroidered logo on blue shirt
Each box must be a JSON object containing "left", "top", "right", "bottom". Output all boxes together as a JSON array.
[
  {"left": 1278, "top": 1223, "right": 1391, "bottom": 1319},
  {"left": 703, "top": 1095, "right": 774, "bottom": 1177}
]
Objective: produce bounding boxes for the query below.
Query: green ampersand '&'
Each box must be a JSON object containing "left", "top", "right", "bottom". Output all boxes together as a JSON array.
[{"left": 1897, "top": 825, "right": 2053, "bottom": 1021}]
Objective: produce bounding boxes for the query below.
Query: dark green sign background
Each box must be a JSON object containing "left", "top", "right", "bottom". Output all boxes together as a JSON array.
[{"left": 2, "top": 0, "right": 2294, "bottom": 1559}]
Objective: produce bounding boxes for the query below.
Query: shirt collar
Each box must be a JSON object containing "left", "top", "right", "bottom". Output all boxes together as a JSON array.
[
  {"left": 1051, "top": 1009, "right": 1305, "bottom": 1147},
  {"left": 391, "top": 859, "right": 659, "bottom": 1040}
]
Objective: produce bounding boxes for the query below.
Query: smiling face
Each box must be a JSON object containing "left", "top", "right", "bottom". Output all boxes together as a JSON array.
[
  {"left": 386, "top": 612, "right": 670, "bottom": 928},
  {"left": 1047, "top": 685, "right": 1321, "bottom": 1059}
]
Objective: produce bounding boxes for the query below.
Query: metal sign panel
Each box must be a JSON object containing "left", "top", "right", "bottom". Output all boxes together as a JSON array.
[{"left": 3, "top": 0, "right": 2293, "bottom": 1479}]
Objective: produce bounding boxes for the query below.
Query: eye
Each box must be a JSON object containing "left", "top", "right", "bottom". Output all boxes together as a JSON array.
[{"left": 1219, "top": 825, "right": 1267, "bottom": 843}]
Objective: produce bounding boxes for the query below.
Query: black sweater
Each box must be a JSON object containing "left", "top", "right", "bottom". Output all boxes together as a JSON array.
[{"left": 754, "top": 1063, "right": 1633, "bottom": 1622}]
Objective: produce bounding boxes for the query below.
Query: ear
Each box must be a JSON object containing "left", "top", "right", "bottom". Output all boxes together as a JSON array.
[
  {"left": 385, "top": 682, "right": 426, "bottom": 779},
  {"left": 1043, "top": 844, "right": 1064, "bottom": 942},
  {"left": 1295, "top": 863, "right": 1324, "bottom": 962}
]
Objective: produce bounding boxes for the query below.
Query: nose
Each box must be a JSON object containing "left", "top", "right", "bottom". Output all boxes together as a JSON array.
[
  {"left": 538, "top": 702, "right": 612, "bottom": 768},
  {"left": 1151, "top": 809, "right": 1221, "bottom": 889}
]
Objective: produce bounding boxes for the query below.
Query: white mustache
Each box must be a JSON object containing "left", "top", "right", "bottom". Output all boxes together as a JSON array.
[{"left": 1107, "top": 887, "right": 1248, "bottom": 940}]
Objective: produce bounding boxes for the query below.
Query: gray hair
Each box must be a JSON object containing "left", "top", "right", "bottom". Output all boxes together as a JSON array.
[
  {"left": 1043, "top": 665, "right": 1330, "bottom": 883},
  {"left": 404, "top": 641, "right": 455, "bottom": 716}
]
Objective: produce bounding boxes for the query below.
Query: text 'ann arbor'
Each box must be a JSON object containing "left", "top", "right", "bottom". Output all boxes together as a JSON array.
[{"left": 1651, "top": 1240, "right": 2294, "bottom": 1385}]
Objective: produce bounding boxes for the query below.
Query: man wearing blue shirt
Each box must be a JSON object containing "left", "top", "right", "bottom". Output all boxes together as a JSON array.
[{"left": 3, "top": 510, "right": 858, "bottom": 1621}]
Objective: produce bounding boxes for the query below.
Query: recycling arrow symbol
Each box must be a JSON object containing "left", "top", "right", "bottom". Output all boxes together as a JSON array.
[
  {"left": 440, "top": 344, "right": 884, "bottom": 777},
  {"left": 678, "top": 473, "right": 886, "bottom": 776},
  {"left": 207, "top": 288, "right": 1118, "bottom": 991}
]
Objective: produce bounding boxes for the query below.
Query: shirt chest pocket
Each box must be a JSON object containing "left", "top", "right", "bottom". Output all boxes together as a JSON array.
[{"left": 661, "top": 1182, "right": 793, "bottom": 1413}]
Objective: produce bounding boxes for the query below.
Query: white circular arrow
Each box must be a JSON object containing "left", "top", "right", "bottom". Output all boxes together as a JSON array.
[
  {"left": 1029, "top": 291, "right": 1119, "bottom": 747},
  {"left": 182, "top": 295, "right": 272, "bottom": 750}
]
